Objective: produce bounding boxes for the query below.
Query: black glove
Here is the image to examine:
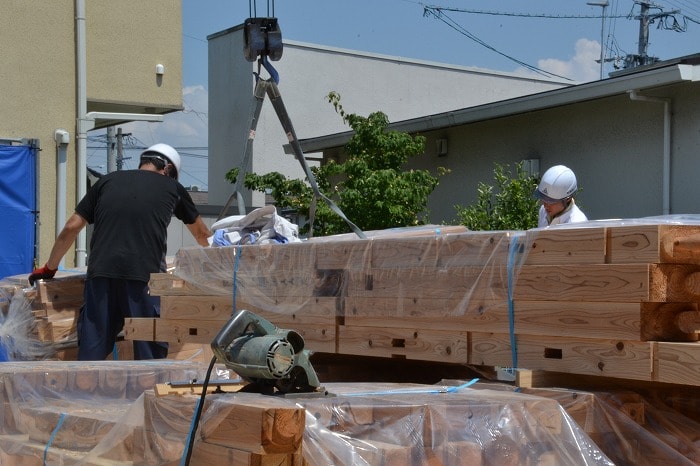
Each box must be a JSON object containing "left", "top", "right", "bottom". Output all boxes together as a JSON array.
[{"left": 28, "top": 264, "right": 57, "bottom": 285}]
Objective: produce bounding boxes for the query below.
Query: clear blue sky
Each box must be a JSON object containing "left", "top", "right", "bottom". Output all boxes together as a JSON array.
[{"left": 95, "top": 0, "right": 700, "bottom": 189}]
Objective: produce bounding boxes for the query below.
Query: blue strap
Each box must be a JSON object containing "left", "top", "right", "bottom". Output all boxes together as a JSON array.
[
  {"left": 44, "top": 413, "right": 66, "bottom": 465},
  {"left": 507, "top": 234, "right": 522, "bottom": 370},
  {"left": 112, "top": 342, "right": 119, "bottom": 360},
  {"left": 180, "top": 397, "right": 202, "bottom": 466},
  {"left": 344, "top": 378, "right": 479, "bottom": 397},
  {"left": 261, "top": 56, "right": 280, "bottom": 84}
]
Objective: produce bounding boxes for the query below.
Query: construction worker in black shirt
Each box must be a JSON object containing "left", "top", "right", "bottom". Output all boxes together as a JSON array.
[{"left": 29, "top": 143, "right": 211, "bottom": 360}]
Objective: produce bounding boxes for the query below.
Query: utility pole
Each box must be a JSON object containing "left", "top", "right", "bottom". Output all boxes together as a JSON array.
[
  {"left": 106, "top": 126, "right": 117, "bottom": 173},
  {"left": 117, "top": 128, "right": 124, "bottom": 171},
  {"left": 637, "top": 0, "right": 651, "bottom": 64},
  {"left": 624, "top": 1, "right": 679, "bottom": 69},
  {"left": 587, "top": 1, "right": 608, "bottom": 80}
]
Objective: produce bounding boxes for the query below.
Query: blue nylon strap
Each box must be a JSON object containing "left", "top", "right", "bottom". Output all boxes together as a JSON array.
[
  {"left": 44, "top": 412, "right": 66, "bottom": 465},
  {"left": 344, "top": 378, "right": 479, "bottom": 397},
  {"left": 261, "top": 56, "right": 279, "bottom": 84}
]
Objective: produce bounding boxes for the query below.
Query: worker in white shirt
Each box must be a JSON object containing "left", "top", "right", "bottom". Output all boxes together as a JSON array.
[{"left": 534, "top": 165, "right": 588, "bottom": 227}]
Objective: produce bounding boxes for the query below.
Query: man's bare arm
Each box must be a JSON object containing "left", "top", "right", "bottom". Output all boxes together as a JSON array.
[{"left": 186, "top": 216, "right": 212, "bottom": 247}]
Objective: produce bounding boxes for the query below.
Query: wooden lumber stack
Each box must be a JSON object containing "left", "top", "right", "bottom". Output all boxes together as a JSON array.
[
  {"left": 143, "top": 390, "right": 306, "bottom": 465},
  {"left": 0, "top": 271, "right": 84, "bottom": 347},
  {"left": 126, "top": 222, "right": 700, "bottom": 387},
  {"left": 31, "top": 273, "right": 84, "bottom": 344},
  {"left": 518, "top": 386, "right": 700, "bottom": 464},
  {"left": 0, "top": 360, "right": 306, "bottom": 465},
  {"left": 0, "top": 358, "right": 620, "bottom": 465},
  {"left": 297, "top": 381, "right": 611, "bottom": 465},
  {"left": 0, "top": 360, "right": 208, "bottom": 464},
  {"left": 0, "top": 271, "right": 215, "bottom": 363}
]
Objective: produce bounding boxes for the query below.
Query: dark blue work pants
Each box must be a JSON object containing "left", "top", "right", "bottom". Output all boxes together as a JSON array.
[{"left": 78, "top": 277, "right": 168, "bottom": 360}]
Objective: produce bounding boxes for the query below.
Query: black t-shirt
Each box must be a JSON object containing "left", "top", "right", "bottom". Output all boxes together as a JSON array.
[{"left": 75, "top": 170, "right": 200, "bottom": 282}]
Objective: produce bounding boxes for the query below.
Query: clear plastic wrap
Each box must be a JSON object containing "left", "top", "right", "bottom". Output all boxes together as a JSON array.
[
  {"left": 517, "top": 386, "right": 700, "bottom": 465},
  {"left": 299, "top": 382, "right": 614, "bottom": 465},
  {"left": 172, "top": 217, "right": 700, "bottom": 363},
  {"left": 0, "top": 367, "right": 615, "bottom": 465},
  {"left": 1, "top": 217, "right": 699, "bottom": 463},
  {"left": 0, "top": 360, "right": 210, "bottom": 464}
]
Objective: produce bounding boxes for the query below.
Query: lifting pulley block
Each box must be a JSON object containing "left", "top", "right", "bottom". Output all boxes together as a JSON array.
[{"left": 244, "top": 17, "right": 283, "bottom": 62}]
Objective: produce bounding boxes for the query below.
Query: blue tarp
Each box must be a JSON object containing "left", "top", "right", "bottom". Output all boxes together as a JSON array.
[{"left": 0, "top": 145, "right": 36, "bottom": 280}]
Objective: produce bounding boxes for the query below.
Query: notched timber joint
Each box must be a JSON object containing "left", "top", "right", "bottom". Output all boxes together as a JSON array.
[
  {"left": 544, "top": 348, "right": 562, "bottom": 359},
  {"left": 391, "top": 339, "right": 405, "bottom": 348}
]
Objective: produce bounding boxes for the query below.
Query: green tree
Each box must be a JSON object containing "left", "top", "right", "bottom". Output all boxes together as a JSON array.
[
  {"left": 455, "top": 162, "right": 539, "bottom": 230},
  {"left": 229, "top": 93, "right": 443, "bottom": 237}
]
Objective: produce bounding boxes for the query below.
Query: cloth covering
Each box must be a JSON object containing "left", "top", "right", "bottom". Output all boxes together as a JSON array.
[{"left": 209, "top": 205, "right": 301, "bottom": 246}]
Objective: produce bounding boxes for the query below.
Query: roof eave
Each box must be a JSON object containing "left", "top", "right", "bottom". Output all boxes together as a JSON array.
[{"left": 299, "top": 63, "right": 697, "bottom": 153}]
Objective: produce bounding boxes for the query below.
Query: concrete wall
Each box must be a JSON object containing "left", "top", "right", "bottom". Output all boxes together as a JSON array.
[
  {"left": 207, "top": 27, "right": 571, "bottom": 209},
  {"left": 1, "top": 1, "right": 182, "bottom": 267}
]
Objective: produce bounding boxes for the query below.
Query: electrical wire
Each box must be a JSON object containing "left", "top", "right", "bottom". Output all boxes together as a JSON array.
[
  {"left": 422, "top": 7, "right": 574, "bottom": 81},
  {"left": 665, "top": 0, "right": 700, "bottom": 23},
  {"left": 181, "top": 355, "right": 218, "bottom": 466},
  {"left": 421, "top": 5, "right": 629, "bottom": 19}
]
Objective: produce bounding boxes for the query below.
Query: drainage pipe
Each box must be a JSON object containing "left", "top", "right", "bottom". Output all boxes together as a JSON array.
[
  {"left": 54, "top": 130, "right": 70, "bottom": 269},
  {"left": 75, "top": 0, "right": 88, "bottom": 267}
]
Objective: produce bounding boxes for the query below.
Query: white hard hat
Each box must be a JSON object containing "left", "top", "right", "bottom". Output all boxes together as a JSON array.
[
  {"left": 535, "top": 165, "right": 578, "bottom": 203},
  {"left": 140, "top": 143, "right": 181, "bottom": 180}
]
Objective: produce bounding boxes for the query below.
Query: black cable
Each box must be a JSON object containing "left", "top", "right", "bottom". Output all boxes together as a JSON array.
[
  {"left": 182, "top": 354, "right": 218, "bottom": 466},
  {"left": 423, "top": 7, "right": 574, "bottom": 81}
]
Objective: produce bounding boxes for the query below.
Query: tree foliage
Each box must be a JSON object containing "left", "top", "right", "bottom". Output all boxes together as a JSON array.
[
  {"left": 455, "top": 162, "right": 539, "bottom": 231},
  {"left": 226, "top": 92, "right": 442, "bottom": 237}
]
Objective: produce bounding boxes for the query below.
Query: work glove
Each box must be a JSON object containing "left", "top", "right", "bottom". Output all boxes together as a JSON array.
[{"left": 28, "top": 264, "right": 57, "bottom": 285}]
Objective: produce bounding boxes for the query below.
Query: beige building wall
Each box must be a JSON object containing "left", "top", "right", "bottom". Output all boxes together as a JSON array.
[
  {"left": 1, "top": 1, "right": 182, "bottom": 268},
  {"left": 86, "top": 1, "right": 183, "bottom": 113}
]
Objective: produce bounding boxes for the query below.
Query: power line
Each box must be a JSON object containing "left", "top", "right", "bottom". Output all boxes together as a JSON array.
[
  {"left": 421, "top": 5, "right": 629, "bottom": 19},
  {"left": 422, "top": 6, "right": 575, "bottom": 81},
  {"left": 664, "top": 0, "right": 700, "bottom": 22}
]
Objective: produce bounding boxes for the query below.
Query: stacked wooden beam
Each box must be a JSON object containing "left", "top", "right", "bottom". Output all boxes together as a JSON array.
[
  {"left": 143, "top": 390, "right": 306, "bottom": 465},
  {"left": 0, "top": 272, "right": 84, "bottom": 348},
  {"left": 0, "top": 271, "right": 215, "bottom": 363},
  {"left": 30, "top": 273, "right": 84, "bottom": 344},
  {"left": 296, "top": 381, "right": 614, "bottom": 465},
  {"left": 0, "top": 360, "right": 307, "bottom": 464},
  {"left": 0, "top": 358, "right": 615, "bottom": 465},
  {"left": 518, "top": 386, "right": 700, "bottom": 464},
  {"left": 0, "top": 360, "right": 208, "bottom": 464},
  {"left": 128, "top": 222, "right": 700, "bottom": 387}
]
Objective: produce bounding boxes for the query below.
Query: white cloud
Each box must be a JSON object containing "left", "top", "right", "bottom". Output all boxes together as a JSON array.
[
  {"left": 123, "top": 85, "right": 209, "bottom": 148},
  {"left": 117, "top": 85, "right": 210, "bottom": 188},
  {"left": 514, "top": 38, "right": 602, "bottom": 83}
]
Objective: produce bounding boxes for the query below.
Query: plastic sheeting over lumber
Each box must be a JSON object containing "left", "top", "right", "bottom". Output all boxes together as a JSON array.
[
  {"left": 168, "top": 217, "right": 700, "bottom": 385},
  {"left": 0, "top": 359, "right": 616, "bottom": 465},
  {"left": 0, "top": 360, "right": 698, "bottom": 465}
]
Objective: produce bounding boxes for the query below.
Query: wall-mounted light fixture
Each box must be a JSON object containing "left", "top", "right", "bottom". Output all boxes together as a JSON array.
[
  {"left": 436, "top": 138, "right": 448, "bottom": 157},
  {"left": 155, "top": 64, "right": 165, "bottom": 75}
]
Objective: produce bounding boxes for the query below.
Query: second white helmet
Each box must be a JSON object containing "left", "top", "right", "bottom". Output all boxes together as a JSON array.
[
  {"left": 535, "top": 165, "right": 578, "bottom": 203},
  {"left": 140, "top": 143, "right": 181, "bottom": 180}
]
